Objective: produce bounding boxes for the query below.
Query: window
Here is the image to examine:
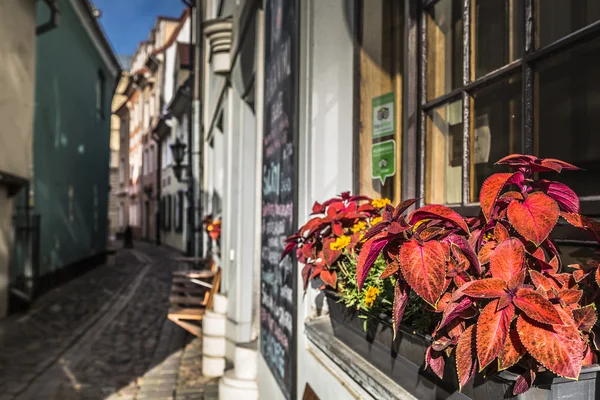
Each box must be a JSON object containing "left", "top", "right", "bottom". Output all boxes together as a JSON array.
[
  {"left": 119, "top": 202, "right": 124, "bottom": 229},
  {"left": 175, "top": 192, "right": 181, "bottom": 232},
  {"left": 148, "top": 146, "right": 154, "bottom": 173},
  {"left": 416, "top": 0, "right": 600, "bottom": 215},
  {"left": 356, "top": 0, "right": 404, "bottom": 203},
  {"left": 96, "top": 69, "right": 105, "bottom": 119}
]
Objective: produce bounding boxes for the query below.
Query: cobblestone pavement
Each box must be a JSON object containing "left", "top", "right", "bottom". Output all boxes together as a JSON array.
[{"left": 0, "top": 243, "right": 218, "bottom": 400}]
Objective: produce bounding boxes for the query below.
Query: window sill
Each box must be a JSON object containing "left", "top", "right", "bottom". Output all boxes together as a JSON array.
[{"left": 305, "top": 317, "right": 415, "bottom": 400}]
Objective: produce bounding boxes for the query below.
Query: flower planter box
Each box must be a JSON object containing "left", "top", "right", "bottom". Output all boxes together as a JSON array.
[{"left": 324, "top": 291, "right": 600, "bottom": 400}]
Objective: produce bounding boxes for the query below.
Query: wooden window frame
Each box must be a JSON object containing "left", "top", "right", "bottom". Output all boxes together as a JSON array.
[{"left": 354, "top": 0, "right": 600, "bottom": 243}]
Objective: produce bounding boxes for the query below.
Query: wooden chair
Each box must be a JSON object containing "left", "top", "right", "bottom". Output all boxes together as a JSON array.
[{"left": 168, "top": 268, "right": 221, "bottom": 337}]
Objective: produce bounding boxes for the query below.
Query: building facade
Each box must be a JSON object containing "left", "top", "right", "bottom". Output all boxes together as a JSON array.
[
  {"left": 194, "top": 0, "right": 600, "bottom": 399},
  {"left": 0, "top": 0, "right": 40, "bottom": 316},
  {"left": 23, "top": 0, "right": 120, "bottom": 296}
]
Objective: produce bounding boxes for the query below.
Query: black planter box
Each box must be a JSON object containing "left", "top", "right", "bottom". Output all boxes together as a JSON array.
[{"left": 324, "top": 290, "right": 600, "bottom": 400}]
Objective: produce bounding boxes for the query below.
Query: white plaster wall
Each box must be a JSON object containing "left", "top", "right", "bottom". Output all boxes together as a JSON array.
[{"left": 256, "top": 0, "right": 371, "bottom": 399}]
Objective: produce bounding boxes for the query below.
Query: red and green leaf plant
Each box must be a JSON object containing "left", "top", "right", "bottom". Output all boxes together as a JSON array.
[
  {"left": 282, "top": 191, "right": 387, "bottom": 291},
  {"left": 357, "top": 154, "right": 600, "bottom": 395}
]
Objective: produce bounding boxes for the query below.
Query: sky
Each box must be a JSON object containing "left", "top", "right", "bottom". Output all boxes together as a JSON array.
[{"left": 91, "top": 0, "right": 185, "bottom": 61}]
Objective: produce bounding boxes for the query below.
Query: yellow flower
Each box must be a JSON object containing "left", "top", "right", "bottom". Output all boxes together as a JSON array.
[
  {"left": 372, "top": 198, "right": 391, "bottom": 209},
  {"left": 330, "top": 235, "right": 351, "bottom": 251},
  {"left": 351, "top": 221, "right": 367, "bottom": 233},
  {"left": 364, "top": 286, "right": 380, "bottom": 308},
  {"left": 370, "top": 216, "right": 383, "bottom": 226},
  {"left": 484, "top": 231, "right": 494, "bottom": 241},
  {"left": 412, "top": 219, "right": 429, "bottom": 232}
]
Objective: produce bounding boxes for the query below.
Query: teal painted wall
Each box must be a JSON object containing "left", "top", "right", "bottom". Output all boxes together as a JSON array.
[{"left": 32, "top": 0, "right": 116, "bottom": 276}]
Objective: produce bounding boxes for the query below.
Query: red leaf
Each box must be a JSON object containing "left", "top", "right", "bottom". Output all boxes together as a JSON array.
[
  {"left": 301, "top": 264, "right": 312, "bottom": 291},
  {"left": 379, "top": 261, "right": 400, "bottom": 279},
  {"left": 443, "top": 234, "right": 481, "bottom": 275},
  {"left": 597, "top": 266, "right": 600, "bottom": 288},
  {"left": 517, "top": 315, "right": 584, "bottom": 380},
  {"left": 393, "top": 198, "right": 417, "bottom": 220},
  {"left": 320, "top": 270, "right": 337, "bottom": 288},
  {"left": 494, "top": 223, "right": 510, "bottom": 242},
  {"left": 507, "top": 192, "right": 559, "bottom": 246},
  {"left": 513, "top": 288, "right": 565, "bottom": 325},
  {"left": 583, "top": 343, "right": 598, "bottom": 367},
  {"left": 399, "top": 240, "right": 447, "bottom": 306},
  {"left": 513, "top": 368, "right": 536, "bottom": 395},
  {"left": 356, "top": 232, "right": 389, "bottom": 291},
  {"left": 478, "top": 241, "right": 496, "bottom": 265},
  {"left": 476, "top": 300, "right": 514, "bottom": 370},
  {"left": 561, "top": 212, "right": 600, "bottom": 242},
  {"left": 496, "top": 154, "right": 537, "bottom": 168},
  {"left": 281, "top": 241, "right": 297, "bottom": 261},
  {"left": 455, "top": 325, "right": 477, "bottom": 390},
  {"left": 311, "top": 201, "right": 323, "bottom": 214},
  {"left": 393, "top": 280, "right": 410, "bottom": 338},
  {"left": 480, "top": 172, "right": 521, "bottom": 222},
  {"left": 498, "top": 328, "right": 526, "bottom": 371},
  {"left": 425, "top": 347, "right": 445, "bottom": 380},
  {"left": 539, "top": 158, "right": 581, "bottom": 172},
  {"left": 322, "top": 243, "right": 342, "bottom": 267},
  {"left": 573, "top": 304, "right": 597, "bottom": 333},
  {"left": 537, "top": 180, "right": 580, "bottom": 214},
  {"left": 439, "top": 296, "right": 473, "bottom": 330},
  {"left": 490, "top": 238, "right": 525, "bottom": 282},
  {"left": 557, "top": 289, "right": 583, "bottom": 306},
  {"left": 409, "top": 204, "right": 470, "bottom": 234},
  {"left": 529, "top": 270, "right": 558, "bottom": 291},
  {"left": 462, "top": 278, "right": 507, "bottom": 299}
]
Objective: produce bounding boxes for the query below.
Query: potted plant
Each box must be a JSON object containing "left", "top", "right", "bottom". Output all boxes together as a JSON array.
[{"left": 288, "top": 155, "right": 600, "bottom": 399}]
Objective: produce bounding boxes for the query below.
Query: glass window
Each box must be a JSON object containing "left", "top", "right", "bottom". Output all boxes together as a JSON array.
[
  {"left": 426, "top": 0, "right": 463, "bottom": 100},
  {"left": 536, "top": 38, "right": 600, "bottom": 197},
  {"left": 471, "top": 75, "right": 523, "bottom": 201},
  {"left": 426, "top": 99, "right": 463, "bottom": 205},
  {"left": 474, "top": 0, "right": 524, "bottom": 78},
  {"left": 536, "top": 0, "right": 600, "bottom": 48},
  {"left": 357, "top": 0, "right": 404, "bottom": 202}
]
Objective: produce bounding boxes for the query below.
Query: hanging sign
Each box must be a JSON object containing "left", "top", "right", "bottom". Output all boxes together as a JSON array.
[{"left": 372, "top": 92, "right": 395, "bottom": 139}]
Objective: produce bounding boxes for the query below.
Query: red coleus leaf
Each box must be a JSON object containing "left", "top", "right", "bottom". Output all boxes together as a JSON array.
[
  {"left": 409, "top": 204, "right": 470, "bottom": 234},
  {"left": 557, "top": 289, "right": 583, "bottom": 306},
  {"left": 476, "top": 300, "right": 514, "bottom": 370},
  {"left": 392, "top": 280, "right": 410, "bottom": 338},
  {"left": 393, "top": 198, "right": 417, "bottom": 220},
  {"left": 529, "top": 270, "right": 559, "bottom": 291},
  {"left": 478, "top": 241, "right": 496, "bottom": 265},
  {"left": 490, "top": 238, "right": 525, "bottom": 282},
  {"left": 480, "top": 172, "right": 523, "bottom": 222},
  {"left": 498, "top": 328, "right": 526, "bottom": 371},
  {"left": 322, "top": 243, "right": 342, "bottom": 267},
  {"left": 443, "top": 234, "right": 481, "bottom": 275},
  {"left": 301, "top": 264, "right": 312, "bottom": 291},
  {"left": 513, "top": 288, "right": 565, "bottom": 325},
  {"left": 399, "top": 239, "right": 447, "bottom": 307},
  {"left": 356, "top": 232, "right": 389, "bottom": 291},
  {"left": 538, "top": 158, "right": 581, "bottom": 173},
  {"left": 311, "top": 201, "right": 324, "bottom": 214},
  {"left": 561, "top": 212, "right": 600, "bottom": 242},
  {"left": 517, "top": 315, "right": 584, "bottom": 380},
  {"left": 462, "top": 278, "right": 507, "bottom": 299},
  {"left": 536, "top": 180, "right": 580, "bottom": 214},
  {"left": 597, "top": 265, "right": 600, "bottom": 288},
  {"left": 320, "top": 270, "right": 337, "bottom": 288},
  {"left": 496, "top": 154, "right": 537, "bottom": 168},
  {"left": 494, "top": 223, "right": 510, "bottom": 242},
  {"left": 507, "top": 192, "right": 560, "bottom": 246},
  {"left": 583, "top": 343, "right": 598, "bottom": 367},
  {"left": 281, "top": 241, "right": 297, "bottom": 261},
  {"left": 425, "top": 347, "right": 445, "bottom": 380},
  {"left": 513, "top": 367, "right": 536, "bottom": 396},
  {"left": 379, "top": 261, "right": 400, "bottom": 279},
  {"left": 455, "top": 325, "right": 478, "bottom": 390},
  {"left": 573, "top": 304, "right": 597, "bottom": 333},
  {"left": 438, "top": 296, "right": 473, "bottom": 331}
]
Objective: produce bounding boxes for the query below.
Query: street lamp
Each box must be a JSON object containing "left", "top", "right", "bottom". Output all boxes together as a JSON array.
[{"left": 170, "top": 137, "right": 187, "bottom": 183}]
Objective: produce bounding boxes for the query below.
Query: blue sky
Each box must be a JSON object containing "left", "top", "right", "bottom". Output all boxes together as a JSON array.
[{"left": 92, "top": 0, "right": 185, "bottom": 58}]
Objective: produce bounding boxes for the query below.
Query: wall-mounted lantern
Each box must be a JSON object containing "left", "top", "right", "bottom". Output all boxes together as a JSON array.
[{"left": 170, "top": 137, "right": 187, "bottom": 182}]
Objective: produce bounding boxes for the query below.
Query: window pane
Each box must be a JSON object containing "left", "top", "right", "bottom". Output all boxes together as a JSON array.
[
  {"left": 474, "top": 0, "right": 523, "bottom": 78},
  {"left": 426, "top": 0, "right": 463, "bottom": 100},
  {"left": 471, "top": 75, "right": 522, "bottom": 202},
  {"left": 536, "top": 38, "right": 600, "bottom": 198},
  {"left": 358, "top": 0, "right": 404, "bottom": 202},
  {"left": 536, "top": 0, "right": 600, "bottom": 48},
  {"left": 426, "top": 99, "right": 463, "bottom": 204}
]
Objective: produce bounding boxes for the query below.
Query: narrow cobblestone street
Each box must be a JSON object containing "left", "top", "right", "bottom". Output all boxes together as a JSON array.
[{"left": 0, "top": 243, "right": 217, "bottom": 400}]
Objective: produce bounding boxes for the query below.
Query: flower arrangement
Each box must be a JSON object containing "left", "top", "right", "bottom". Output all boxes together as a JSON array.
[
  {"left": 203, "top": 215, "right": 222, "bottom": 241},
  {"left": 288, "top": 154, "right": 600, "bottom": 395}
]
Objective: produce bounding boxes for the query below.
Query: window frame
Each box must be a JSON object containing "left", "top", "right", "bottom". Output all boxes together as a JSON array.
[{"left": 353, "top": 0, "right": 600, "bottom": 244}]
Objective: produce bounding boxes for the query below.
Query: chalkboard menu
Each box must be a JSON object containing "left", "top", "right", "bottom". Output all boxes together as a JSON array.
[{"left": 260, "top": 0, "right": 298, "bottom": 398}]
